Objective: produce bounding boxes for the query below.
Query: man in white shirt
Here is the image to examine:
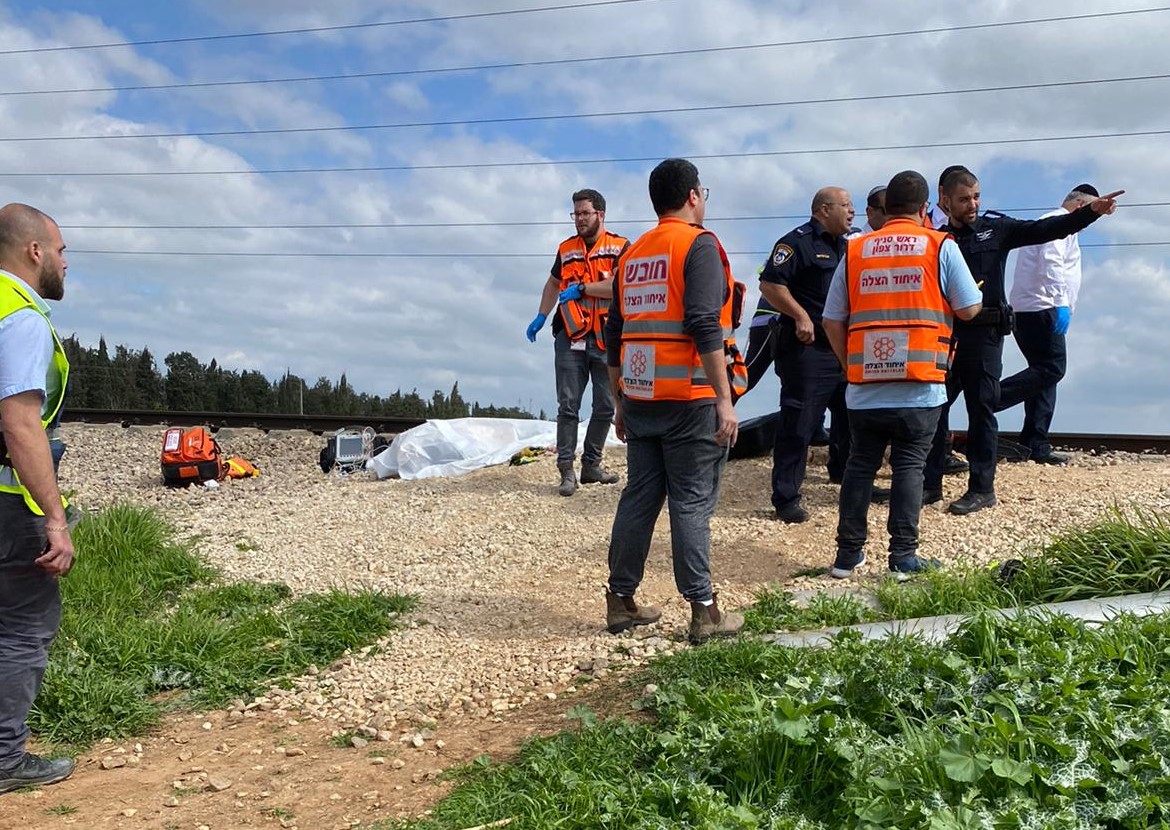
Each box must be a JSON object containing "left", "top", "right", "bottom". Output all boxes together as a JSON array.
[{"left": 998, "top": 184, "right": 1099, "bottom": 465}]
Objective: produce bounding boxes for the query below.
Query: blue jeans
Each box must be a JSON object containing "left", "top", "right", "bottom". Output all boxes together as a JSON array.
[
  {"left": 835, "top": 406, "right": 942, "bottom": 570},
  {"left": 607, "top": 401, "right": 726, "bottom": 603},
  {"left": 998, "top": 309, "right": 1066, "bottom": 458},
  {"left": 0, "top": 494, "right": 62, "bottom": 771},
  {"left": 554, "top": 330, "right": 614, "bottom": 468}
]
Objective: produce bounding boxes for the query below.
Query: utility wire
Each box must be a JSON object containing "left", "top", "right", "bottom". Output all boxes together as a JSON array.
[
  {"left": 68, "top": 242, "right": 1170, "bottom": 258},
  {"left": 2, "top": 7, "right": 1164, "bottom": 95},
  {"left": 0, "top": 0, "right": 662, "bottom": 56},
  {"left": 5, "top": 74, "right": 1169, "bottom": 143},
  {"left": 55, "top": 203, "right": 1170, "bottom": 231}
]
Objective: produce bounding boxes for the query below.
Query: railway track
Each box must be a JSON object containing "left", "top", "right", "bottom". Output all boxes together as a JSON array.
[{"left": 59, "top": 408, "right": 1170, "bottom": 454}]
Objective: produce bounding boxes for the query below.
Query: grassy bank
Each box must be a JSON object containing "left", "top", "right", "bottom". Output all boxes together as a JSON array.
[
  {"left": 32, "top": 503, "right": 416, "bottom": 746},
  {"left": 378, "top": 510, "right": 1170, "bottom": 830}
]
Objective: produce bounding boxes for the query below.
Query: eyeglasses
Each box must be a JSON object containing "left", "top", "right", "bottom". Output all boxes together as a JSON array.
[
  {"left": 570, "top": 210, "right": 598, "bottom": 220},
  {"left": 695, "top": 187, "right": 710, "bottom": 201}
]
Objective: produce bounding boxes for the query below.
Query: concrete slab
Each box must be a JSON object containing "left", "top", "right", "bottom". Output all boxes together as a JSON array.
[{"left": 764, "top": 591, "right": 1170, "bottom": 648}]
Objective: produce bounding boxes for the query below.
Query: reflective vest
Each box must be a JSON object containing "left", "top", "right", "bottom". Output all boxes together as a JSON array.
[
  {"left": 617, "top": 218, "right": 748, "bottom": 402},
  {"left": 0, "top": 272, "right": 70, "bottom": 515},
  {"left": 844, "top": 218, "right": 953, "bottom": 384},
  {"left": 556, "top": 230, "right": 627, "bottom": 348}
]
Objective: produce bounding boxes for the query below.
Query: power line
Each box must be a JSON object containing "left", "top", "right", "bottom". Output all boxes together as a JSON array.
[
  {"left": 0, "top": 0, "right": 662, "bottom": 56},
  {"left": 55, "top": 203, "right": 1170, "bottom": 231},
  {"left": 2, "top": 7, "right": 1164, "bottom": 96},
  {"left": 5, "top": 74, "right": 1169, "bottom": 144},
  {"left": 67, "top": 242, "right": 1170, "bottom": 258}
]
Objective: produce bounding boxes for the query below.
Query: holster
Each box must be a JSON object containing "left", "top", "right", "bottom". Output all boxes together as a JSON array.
[{"left": 969, "top": 305, "right": 1015, "bottom": 335}]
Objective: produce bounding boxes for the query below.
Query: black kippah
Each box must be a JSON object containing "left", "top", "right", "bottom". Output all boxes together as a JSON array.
[{"left": 1072, "top": 183, "right": 1099, "bottom": 197}]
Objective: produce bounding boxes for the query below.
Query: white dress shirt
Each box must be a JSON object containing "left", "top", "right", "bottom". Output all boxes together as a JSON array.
[
  {"left": 927, "top": 203, "right": 948, "bottom": 229},
  {"left": 1009, "top": 207, "right": 1082, "bottom": 312}
]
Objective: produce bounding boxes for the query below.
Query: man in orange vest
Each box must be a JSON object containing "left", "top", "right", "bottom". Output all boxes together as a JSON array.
[
  {"left": 603, "top": 158, "right": 746, "bottom": 644},
  {"left": 822, "top": 171, "right": 983, "bottom": 578},
  {"left": 526, "top": 189, "right": 629, "bottom": 496}
]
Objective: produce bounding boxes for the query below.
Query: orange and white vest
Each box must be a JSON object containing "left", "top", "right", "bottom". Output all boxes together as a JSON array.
[
  {"left": 617, "top": 218, "right": 748, "bottom": 402},
  {"left": 844, "top": 218, "right": 953, "bottom": 384},
  {"left": 557, "top": 230, "right": 627, "bottom": 349}
]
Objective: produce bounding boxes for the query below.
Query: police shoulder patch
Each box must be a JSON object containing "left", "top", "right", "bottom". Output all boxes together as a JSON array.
[{"left": 771, "top": 243, "right": 795, "bottom": 267}]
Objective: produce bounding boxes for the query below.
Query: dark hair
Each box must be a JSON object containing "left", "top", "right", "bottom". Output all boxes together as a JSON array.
[
  {"left": 866, "top": 186, "right": 886, "bottom": 210},
  {"left": 938, "top": 164, "right": 969, "bottom": 188},
  {"left": 648, "top": 158, "right": 700, "bottom": 215},
  {"left": 884, "top": 170, "right": 929, "bottom": 216},
  {"left": 941, "top": 169, "right": 978, "bottom": 195},
  {"left": 571, "top": 188, "right": 605, "bottom": 212}
]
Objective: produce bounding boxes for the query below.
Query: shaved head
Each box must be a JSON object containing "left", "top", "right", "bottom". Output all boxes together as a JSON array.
[{"left": 0, "top": 202, "right": 67, "bottom": 300}]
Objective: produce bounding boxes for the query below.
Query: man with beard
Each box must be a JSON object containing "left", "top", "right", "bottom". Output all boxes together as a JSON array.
[
  {"left": 527, "top": 189, "right": 629, "bottom": 496},
  {"left": 0, "top": 203, "right": 76, "bottom": 794},
  {"left": 923, "top": 171, "right": 1122, "bottom": 514}
]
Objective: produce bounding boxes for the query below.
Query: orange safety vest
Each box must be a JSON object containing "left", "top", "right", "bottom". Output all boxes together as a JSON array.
[
  {"left": 617, "top": 217, "right": 748, "bottom": 402},
  {"left": 844, "top": 218, "right": 953, "bottom": 384},
  {"left": 556, "top": 230, "right": 627, "bottom": 349}
]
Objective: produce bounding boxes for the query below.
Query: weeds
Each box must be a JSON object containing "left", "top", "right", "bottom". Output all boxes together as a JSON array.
[{"left": 31, "top": 503, "right": 416, "bottom": 745}]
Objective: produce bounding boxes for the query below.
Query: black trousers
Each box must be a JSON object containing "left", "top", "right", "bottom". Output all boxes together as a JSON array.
[
  {"left": 998, "top": 309, "right": 1066, "bottom": 459},
  {"left": 744, "top": 320, "right": 780, "bottom": 393},
  {"left": 926, "top": 323, "right": 1003, "bottom": 494},
  {"left": 771, "top": 340, "right": 848, "bottom": 509}
]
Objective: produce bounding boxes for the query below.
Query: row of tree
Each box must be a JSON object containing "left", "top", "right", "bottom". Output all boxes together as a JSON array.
[{"left": 59, "top": 336, "right": 539, "bottom": 419}]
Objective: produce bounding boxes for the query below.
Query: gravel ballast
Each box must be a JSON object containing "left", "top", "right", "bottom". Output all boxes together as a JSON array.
[{"left": 58, "top": 423, "right": 1170, "bottom": 734}]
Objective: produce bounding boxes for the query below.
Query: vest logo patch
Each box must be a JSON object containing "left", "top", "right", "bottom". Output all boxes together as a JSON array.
[
  {"left": 976, "top": 230, "right": 994, "bottom": 241},
  {"left": 622, "top": 344, "right": 656, "bottom": 399},
  {"left": 862, "top": 234, "right": 928, "bottom": 258},
  {"left": 859, "top": 267, "right": 925, "bottom": 294},
  {"left": 622, "top": 255, "right": 669, "bottom": 285},
  {"left": 862, "top": 330, "right": 910, "bottom": 380}
]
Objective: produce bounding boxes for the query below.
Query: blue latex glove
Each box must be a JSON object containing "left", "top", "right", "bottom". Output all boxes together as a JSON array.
[
  {"left": 526, "top": 312, "right": 548, "bottom": 343},
  {"left": 1053, "top": 306, "right": 1071, "bottom": 336},
  {"left": 558, "top": 283, "right": 584, "bottom": 303}
]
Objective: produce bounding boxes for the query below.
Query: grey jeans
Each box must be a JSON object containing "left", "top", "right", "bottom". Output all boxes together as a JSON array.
[
  {"left": 0, "top": 493, "right": 62, "bottom": 770},
  {"left": 554, "top": 330, "right": 615, "bottom": 468},
  {"left": 607, "top": 400, "right": 727, "bottom": 603}
]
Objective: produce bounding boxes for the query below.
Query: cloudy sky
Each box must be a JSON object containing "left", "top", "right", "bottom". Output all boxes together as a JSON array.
[{"left": 1, "top": 0, "right": 1166, "bottom": 433}]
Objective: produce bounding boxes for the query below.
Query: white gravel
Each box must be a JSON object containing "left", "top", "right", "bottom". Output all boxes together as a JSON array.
[{"left": 58, "top": 423, "right": 1170, "bottom": 732}]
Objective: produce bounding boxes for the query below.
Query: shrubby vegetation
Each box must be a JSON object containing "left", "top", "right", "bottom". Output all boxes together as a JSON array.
[{"left": 59, "top": 336, "right": 537, "bottom": 418}]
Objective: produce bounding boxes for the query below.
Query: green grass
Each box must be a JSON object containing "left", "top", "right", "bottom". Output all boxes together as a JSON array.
[
  {"left": 31, "top": 503, "right": 417, "bottom": 746},
  {"left": 747, "top": 508, "right": 1170, "bottom": 633},
  {"left": 379, "top": 611, "right": 1170, "bottom": 829}
]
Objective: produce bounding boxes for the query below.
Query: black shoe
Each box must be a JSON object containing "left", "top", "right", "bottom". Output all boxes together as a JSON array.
[
  {"left": 922, "top": 489, "right": 943, "bottom": 506},
  {"left": 889, "top": 556, "right": 942, "bottom": 581},
  {"left": 870, "top": 487, "right": 891, "bottom": 504},
  {"left": 0, "top": 753, "right": 75, "bottom": 794},
  {"left": 580, "top": 465, "right": 619, "bottom": 484},
  {"left": 1032, "top": 451, "right": 1070, "bottom": 466},
  {"left": 811, "top": 428, "right": 830, "bottom": 447},
  {"left": 774, "top": 501, "right": 809, "bottom": 524},
  {"left": 943, "top": 453, "right": 969, "bottom": 475},
  {"left": 948, "top": 491, "right": 997, "bottom": 516}
]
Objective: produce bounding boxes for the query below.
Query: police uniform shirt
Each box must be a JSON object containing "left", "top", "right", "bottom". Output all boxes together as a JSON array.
[
  {"left": 941, "top": 206, "right": 1099, "bottom": 309},
  {"left": 759, "top": 218, "right": 846, "bottom": 325},
  {"left": 0, "top": 271, "right": 56, "bottom": 418}
]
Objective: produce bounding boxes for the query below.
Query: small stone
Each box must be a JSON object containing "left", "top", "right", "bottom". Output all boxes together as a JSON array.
[
  {"left": 435, "top": 740, "right": 446, "bottom": 750},
  {"left": 207, "top": 777, "right": 232, "bottom": 792},
  {"left": 120, "top": 808, "right": 137, "bottom": 817},
  {"left": 100, "top": 757, "right": 126, "bottom": 770},
  {"left": 370, "top": 757, "right": 386, "bottom": 765},
  {"left": 643, "top": 683, "right": 658, "bottom": 696},
  {"left": 350, "top": 736, "right": 368, "bottom": 749},
  {"left": 164, "top": 796, "right": 180, "bottom": 807},
  {"left": 410, "top": 734, "right": 425, "bottom": 748},
  {"left": 201, "top": 722, "right": 213, "bottom": 731},
  {"left": 391, "top": 759, "right": 406, "bottom": 769},
  {"left": 284, "top": 747, "right": 306, "bottom": 757}
]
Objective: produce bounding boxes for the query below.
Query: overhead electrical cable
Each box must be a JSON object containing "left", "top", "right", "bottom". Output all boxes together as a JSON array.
[{"left": 1, "top": 7, "right": 1164, "bottom": 94}]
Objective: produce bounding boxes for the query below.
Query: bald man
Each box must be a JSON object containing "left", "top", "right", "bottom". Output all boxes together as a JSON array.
[
  {"left": 0, "top": 203, "right": 76, "bottom": 793},
  {"left": 758, "top": 187, "right": 855, "bottom": 523}
]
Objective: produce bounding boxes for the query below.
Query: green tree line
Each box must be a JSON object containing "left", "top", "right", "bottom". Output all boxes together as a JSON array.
[{"left": 60, "top": 336, "right": 538, "bottom": 420}]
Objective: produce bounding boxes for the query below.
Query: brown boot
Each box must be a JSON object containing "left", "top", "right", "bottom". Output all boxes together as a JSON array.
[
  {"left": 558, "top": 465, "right": 577, "bottom": 497},
  {"left": 580, "top": 465, "right": 619, "bottom": 485},
  {"left": 605, "top": 590, "right": 662, "bottom": 634},
  {"left": 688, "top": 594, "right": 744, "bottom": 644}
]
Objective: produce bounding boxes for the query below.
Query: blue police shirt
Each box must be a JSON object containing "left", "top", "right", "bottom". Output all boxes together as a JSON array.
[
  {"left": 823, "top": 238, "right": 980, "bottom": 410},
  {"left": 0, "top": 271, "right": 55, "bottom": 415},
  {"left": 759, "top": 218, "right": 845, "bottom": 328}
]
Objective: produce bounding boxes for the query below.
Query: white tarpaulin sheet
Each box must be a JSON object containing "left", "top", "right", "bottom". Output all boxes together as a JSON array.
[{"left": 368, "top": 417, "right": 621, "bottom": 480}]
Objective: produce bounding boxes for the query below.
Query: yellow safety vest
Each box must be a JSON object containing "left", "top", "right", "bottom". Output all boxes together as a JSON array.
[{"left": 0, "top": 272, "right": 70, "bottom": 515}]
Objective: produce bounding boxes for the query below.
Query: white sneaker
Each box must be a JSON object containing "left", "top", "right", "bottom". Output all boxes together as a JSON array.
[{"left": 829, "top": 552, "right": 866, "bottom": 579}]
